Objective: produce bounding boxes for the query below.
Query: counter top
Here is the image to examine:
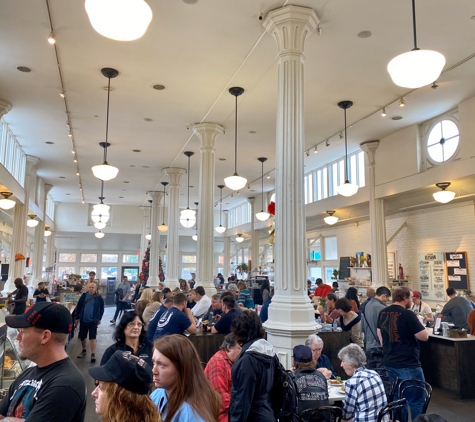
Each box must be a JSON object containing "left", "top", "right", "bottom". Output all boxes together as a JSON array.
[{"left": 427, "top": 328, "right": 475, "bottom": 342}]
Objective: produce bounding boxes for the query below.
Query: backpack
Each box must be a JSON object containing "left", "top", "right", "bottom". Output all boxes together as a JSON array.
[
  {"left": 270, "top": 356, "right": 299, "bottom": 422},
  {"left": 115, "top": 287, "right": 123, "bottom": 299}
]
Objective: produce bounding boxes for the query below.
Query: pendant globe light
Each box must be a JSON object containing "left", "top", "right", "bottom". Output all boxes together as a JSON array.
[
  {"left": 158, "top": 182, "right": 169, "bottom": 232},
  {"left": 192, "top": 202, "right": 198, "bottom": 241},
  {"left": 433, "top": 182, "right": 455, "bottom": 204},
  {"left": 95, "top": 231, "right": 105, "bottom": 238},
  {"left": 26, "top": 215, "right": 39, "bottom": 228},
  {"left": 85, "top": 0, "right": 153, "bottom": 41},
  {"left": 92, "top": 68, "right": 119, "bottom": 181},
  {"left": 180, "top": 152, "right": 196, "bottom": 228},
  {"left": 92, "top": 182, "right": 110, "bottom": 224},
  {"left": 145, "top": 199, "right": 152, "bottom": 240},
  {"left": 324, "top": 211, "right": 339, "bottom": 225},
  {"left": 44, "top": 225, "right": 52, "bottom": 237},
  {"left": 0, "top": 192, "right": 15, "bottom": 210},
  {"left": 235, "top": 233, "right": 244, "bottom": 243},
  {"left": 256, "top": 157, "right": 270, "bottom": 221},
  {"left": 225, "top": 87, "right": 247, "bottom": 191},
  {"left": 337, "top": 101, "right": 359, "bottom": 197},
  {"left": 215, "top": 185, "right": 226, "bottom": 233},
  {"left": 387, "top": 0, "right": 445, "bottom": 88}
]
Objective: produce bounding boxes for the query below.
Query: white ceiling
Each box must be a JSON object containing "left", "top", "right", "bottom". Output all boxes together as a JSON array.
[{"left": 1, "top": 0, "right": 475, "bottom": 212}]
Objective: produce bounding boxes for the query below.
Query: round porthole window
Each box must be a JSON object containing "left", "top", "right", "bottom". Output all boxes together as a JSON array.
[{"left": 427, "top": 119, "right": 459, "bottom": 163}]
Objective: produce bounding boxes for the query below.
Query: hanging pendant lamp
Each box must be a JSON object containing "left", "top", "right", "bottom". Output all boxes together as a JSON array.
[
  {"left": 324, "top": 211, "right": 339, "bottom": 225},
  {"left": 192, "top": 202, "right": 198, "bottom": 240},
  {"left": 387, "top": 0, "right": 445, "bottom": 88},
  {"left": 44, "top": 225, "right": 52, "bottom": 237},
  {"left": 180, "top": 152, "right": 196, "bottom": 228},
  {"left": 256, "top": 157, "right": 270, "bottom": 221},
  {"left": 337, "top": 101, "right": 359, "bottom": 197},
  {"left": 145, "top": 199, "right": 152, "bottom": 240},
  {"left": 433, "top": 182, "right": 455, "bottom": 204},
  {"left": 158, "top": 182, "right": 169, "bottom": 232},
  {"left": 92, "top": 181, "right": 110, "bottom": 223},
  {"left": 0, "top": 192, "right": 15, "bottom": 210},
  {"left": 92, "top": 68, "right": 119, "bottom": 181},
  {"left": 95, "top": 231, "right": 105, "bottom": 238},
  {"left": 85, "top": 0, "right": 153, "bottom": 41},
  {"left": 225, "top": 87, "right": 247, "bottom": 191},
  {"left": 235, "top": 233, "right": 244, "bottom": 243},
  {"left": 215, "top": 185, "right": 226, "bottom": 233},
  {"left": 27, "top": 214, "right": 39, "bottom": 228}
]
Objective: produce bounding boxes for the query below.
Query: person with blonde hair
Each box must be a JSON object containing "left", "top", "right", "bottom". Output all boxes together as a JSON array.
[
  {"left": 143, "top": 291, "right": 163, "bottom": 330},
  {"left": 135, "top": 288, "right": 154, "bottom": 316},
  {"left": 89, "top": 350, "right": 159, "bottom": 422},
  {"left": 151, "top": 334, "right": 220, "bottom": 422}
]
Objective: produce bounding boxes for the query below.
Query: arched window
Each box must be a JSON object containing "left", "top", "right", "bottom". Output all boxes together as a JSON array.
[{"left": 427, "top": 119, "right": 459, "bottom": 164}]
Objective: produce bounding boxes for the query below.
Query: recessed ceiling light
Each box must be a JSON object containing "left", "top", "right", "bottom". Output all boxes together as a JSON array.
[
  {"left": 119, "top": 196, "right": 124, "bottom": 198},
  {"left": 122, "top": 190, "right": 126, "bottom": 191},
  {"left": 124, "top": 181, "right": 129, "bottom": 183},
  {"left": 94, "top": 115, "right": 99, "bottom": 117},
  {"left": 45, "top": 141, "right": 54, "bottom": 144},
  {"left": 142, "top": 166, "right": 149, "bottom": 168},
  {"left": 249, "top": 131, "right": 257, "bottom": 134},
  {"left": 219, "top": 158, "right": 226, "bottom": 161},
  {"left": 153, "top": 84, "right": 166, "bottom": 90},
  {"left": 66, "top": 193, "right": 70, "bottom": 195},
  {"left": 130, "top": 165, "right": 135, "bottom": 167},
  {"left": 59, "top": 176, "right": 66, "bottom": 179},
  {"left": 357, "top": 30, "right": 372, "bottom": 38},
  {"left": 144, "top": 118, "right": 153, "bottom": 122},
  {"left": 251, "top": 190, "right": 256, "bottom": 192},
  {"left": 189, "top": 186, "right": 194, "bottom": 188},
  {"left": 183, "top": 0, "right": 198, "bottom": 4},
  {"left": 17, "top": 66, "right": 31, "bottom": 73},
  {"left": 392, "top": 116, "right": 403, "bottom": 120},
  {"left": 225, "top": 202, "right": 229, "bottom": 205},
  {"left": 133, "top": 149, "right": 141, "bottom": 152}
]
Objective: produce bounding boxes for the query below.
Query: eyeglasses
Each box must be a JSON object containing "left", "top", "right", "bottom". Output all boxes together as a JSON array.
[
  {"left": 311, "top": 348, "right": 323, "bottom": 354},
  {"left": 126, "top": 322, "right": 144, "bottom": 328}
]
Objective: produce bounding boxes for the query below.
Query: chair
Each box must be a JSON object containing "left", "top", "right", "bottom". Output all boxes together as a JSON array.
[
  {"left": 373, "top": 368, "right": 399, "bottom": 402},
  {"left": 377, "top": 398, "right": 407, "bottom": 422},
  {"left": 299, "top": 405, "right": 343, "bottom": 422},
  {"left": 399, "top": 380, "right": 432, "bottom": 415}
]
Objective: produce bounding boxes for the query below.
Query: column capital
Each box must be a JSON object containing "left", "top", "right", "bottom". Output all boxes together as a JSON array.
[
  {"left": 25, "top": 155, "right": 40, "bottom": 174},
  {"left": 193, "top": 123, "right": 225, "bottom": 147},
  {"left": 164, "top": 168, "right": 186, "bottom": 187},
  {"left": 360, "top": 140, "right": 380, "bottom": 166},
  {"left": 148, "top": 191, "right": 164, "bottom": 203},
  {"left": 263, "top": 5, "right": 319, "bottom": 54},
  {"left": 247, "top": 197, "right": 255, "bottom": 205},
  {"left": 0, "top": 99, "right": 12, "bottom": 119},
  {"left": 44, "top": 184, "right": 53, "bottom": 197}
]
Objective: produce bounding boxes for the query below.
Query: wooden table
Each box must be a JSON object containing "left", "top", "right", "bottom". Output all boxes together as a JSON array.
[
  {"left": 420, "top": 331, "right": 475, "bottom": 399},
  {"left": 188, "top": 331, "right": 225, "bottom": 364},
  {"left": 317, "top": 331, "right": 351, "bottom": 379}
]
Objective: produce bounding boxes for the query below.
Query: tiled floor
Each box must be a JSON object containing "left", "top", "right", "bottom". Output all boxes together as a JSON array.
[{"left": 67, "top": 306, "right": 475, "bottom": 422}]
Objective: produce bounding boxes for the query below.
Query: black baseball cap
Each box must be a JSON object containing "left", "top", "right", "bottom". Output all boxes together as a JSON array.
[
  {"left": 89, "top": 351, "right": 152, "bottom": 395},
  {"left": 293, "top": 345, "right": 313, "bottom": 363},
  {"left": 6, "top": 302, "right": 73, "bottom": 334}
]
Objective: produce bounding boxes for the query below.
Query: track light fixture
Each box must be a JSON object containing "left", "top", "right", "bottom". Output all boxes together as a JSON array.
[
  {"left": 48, "top": 32, "right": 56, "bottom": 44},
  {"left": 314, "top": 146, "right": 318, "bottom": 154},
  {"left": 431, "top": 81, "right": 439, "bottom": 89},
  {"left": 382, "top": 108, "right": 387, "bottom": 117},
  {"left": 325, "top": 140, "right": 330, "bottom": 147},
  {"left": 399, "top": 98, "right": 406, "bottom": 107}
]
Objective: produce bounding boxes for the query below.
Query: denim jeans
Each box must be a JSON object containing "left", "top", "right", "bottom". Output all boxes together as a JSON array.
[{"left": 386, "top": 366, "right": 425, "bottom": 422}]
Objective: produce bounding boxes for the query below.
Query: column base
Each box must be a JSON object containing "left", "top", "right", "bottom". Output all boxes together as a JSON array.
[
  {"left": 165, "top": 277, "right": 179, "bottom": 290},
  {"left": 147, "top": 276, "right": 159, "bottom": 290}
]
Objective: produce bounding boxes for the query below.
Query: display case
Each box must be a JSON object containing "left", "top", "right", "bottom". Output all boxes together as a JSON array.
[{"left": 0, "top": 325, "right": 28, "bottom": 389}]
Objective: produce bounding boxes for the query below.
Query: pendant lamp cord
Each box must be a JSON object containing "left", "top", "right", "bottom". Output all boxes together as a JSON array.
[
  {"left": 187, "top": 156, "right": 191, "bottom": 210},
  {"left": 104, "top": 76, "right": 111, "bottom": 163},
  {"left": 411, "top": 0, "right": 418, "bottom": 50},
  {"left": 99, "top": 181, "right": 104, "bottom": 203},
  {"left": 344, "top": 108, "right": 349, "bottom": 182},
  {"left": 219, "top": 188, "right": 223, "bottom": 226},
  {"left": 162, "top": 184, "right": 166, "bottom": 225},
  {"left": 234, "top": 94, "right": 238, "bottom": 175},
  {"left": 261, "top": 160, "right": 265, "bottom": 211}
]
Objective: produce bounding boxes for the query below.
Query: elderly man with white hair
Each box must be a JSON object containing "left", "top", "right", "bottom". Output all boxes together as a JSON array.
[
  {"left": 305, "top": 334, "right": 336, "bottom": 378},
  {"left": 338, "top": 344, "right": 387, "bottom": 422}
]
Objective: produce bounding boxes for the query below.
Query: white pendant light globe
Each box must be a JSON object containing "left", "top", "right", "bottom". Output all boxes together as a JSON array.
[
  {"left": 215, "top": 225, "right": 226, "bottom": 234},
  {"left": 192, "top": 234, "right": 198, "bottom": 241},
  {"left": 337, "top": 181, "right": 359, "bottom": 197},
  {"left": 95, "top": 231, "right": 105, "bottom": 238},
  {"left": 180, "top": 209, "right": 196, "bottom": 228},
  {"left": 324, "top": 211, "right": 338, "bottom": 225},
  {"left": 388, "top": 50, "right": 445, "bottom": 89},
  {"left": 93, "top": 203, "right": 110, "bottom": 215},
  {"left": 91, "top": 212, "right": 110, "bottom": 224},
  {"left": 94, "top": 221, "right": 107, "bottom": 230},
  {"left": 158, "top": 223, "right": 168, "bottom": 232},
  {"left": 224, "top": 174, "right": 247, "bottom": 191},
  {"left": 92, "top": 163, "right": 119, "bottom": 181},
  {"left": 256, "top": 211, "right": 270, "bottom": 222},
  {"left": 433, "top": 182, "right": 455, "bottom": 204},
  {"left": 235, "top": 234, "right": 244, "bottom": 243},
  {"left": 0, "top": 193, "right": 15, "bottom": 210},
  {"left": 44, "top": 228, "right": 52, "bottom": 237},
  {"left": 27, "top": 215, "right": 39, "bottom": 228},
  {"left": 180, "top": 208, "right": 196, "bottom": 219},
  {"left": 85, "top": 0, "right": 153, "bottom": 41},
  {"left": 145, "top": 233, "right": 152, "bottom": 240}
]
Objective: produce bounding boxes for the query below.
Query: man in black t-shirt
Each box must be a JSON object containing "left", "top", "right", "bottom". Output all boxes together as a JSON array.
[
  {"left": 33, "top": 282, "right": 50, "bottom": 303},
  {"left": 212, "top": 295, "right": 239, "bottom": 335},
  {"left": 0, "top": 302, "right": 86, "bottom": 421},
  {"left": 377, "top": 286, "right": 429, "bottom": 421},
  {"left": 7, "top": 277, "right": 29, "bottom": 315}
]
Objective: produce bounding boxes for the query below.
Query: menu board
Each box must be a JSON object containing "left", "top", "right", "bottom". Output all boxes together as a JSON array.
[
  {"left": 339, "top": 257, "right": 351, "bottom": 280},
  {"left": 445, "top": 252, "right": 468, "bottom": 290},
  {"left": 418, "top": 252, "right": 446, "bottom": 301}
]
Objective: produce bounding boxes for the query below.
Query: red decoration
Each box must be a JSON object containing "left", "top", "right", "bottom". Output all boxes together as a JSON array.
[{"left": 267, "top": 201, "right": 275, "bottom": 216}]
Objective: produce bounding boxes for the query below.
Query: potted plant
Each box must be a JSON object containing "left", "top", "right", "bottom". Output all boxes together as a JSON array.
[{"left": 332, "top": 269, "right": 339, "bottom": 280}]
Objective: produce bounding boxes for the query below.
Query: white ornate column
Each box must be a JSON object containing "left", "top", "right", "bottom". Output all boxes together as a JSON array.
[
  {"left": 141, "top": 206, "right": 150, "bottom": 259},
  {"left": 360, "top": 140, "right": 389, "bottom": 286},
  {"left": 5, "top": 156, "right": 39, "bottom": 293},
  {"left": 0, "top": 100, "right": 12, "bottom": 119},
  {"left": 263, "top": 5, "right": 319, "bottom": 368},
  {"left": 32, "top": 184, "right": 53, "bottom": 288},
  {"left": 147, "top": 191, "right": 164, "bottom": 290},
  {"left": 164, "top": 168, "right": 186, "bottom": 289},
  {"left": 248, "top": 197, "right": 259, "bottom": 276},
  {"left": 193, "top": 123, "right": 224, "bottom": 291}
]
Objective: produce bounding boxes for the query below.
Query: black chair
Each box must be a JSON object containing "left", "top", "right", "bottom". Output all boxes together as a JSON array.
[
  {"left": 299, "top": 406, "right": 343, "bottom": 422},
  {"left": 373, "top": 368, "right": 399, "bottom": 402},
  {"left": 399, "top": 380, "right": 433, "bottom": 415},
  {"left": 377, "top": 398, "right": 407, "bottom": 422}
]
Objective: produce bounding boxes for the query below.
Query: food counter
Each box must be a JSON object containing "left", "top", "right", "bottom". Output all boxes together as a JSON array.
[
  {"left": 188, "top": 331, "right": 226, "bottom": 364},
  {"left": 420, "top": 330, "right": 475, "bottom": 399}
]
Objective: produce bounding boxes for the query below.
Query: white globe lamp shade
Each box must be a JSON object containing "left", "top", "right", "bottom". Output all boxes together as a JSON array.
[
  {"left": 256, "top": 211, "right": 270, "bottom": 221},
  {"left": 387, "top": 50, "right": 445, "bottom": 89},
  {"left": 324, "top": 215, "right": 339, "bottom": 225},
  {"left": 337, "top": 181, "right": 359, "bottom": 197},
  {"left": 44, "top": 229, "right": 52, "bottom": 237},
  {"left": 433, "top": 190, "right": 455, "bottom": 204},
  {"left": 92, "top": 163, "right": 119, "bottom": 181},
  {"left": 192, "top": 234, "right": 198, "bottom": 241},
  {"left": 158, "top": 224, "right": 168, "bottom": 232},
  {"left": 85, "top": 0, "right": 153, "bottom": 41},
  {"left": 94, "top": 221, "right": 107, "bottom": 230},
  {"left": 93, "top": 203, "right": 110, "bottom": 215},
  {"left": 180, "top": 217, "right": 196, "bottom": 228},
  {"left": 235, "top": 234, "right": 244, "bottom": 243},
  {"left": 180, "top": 208, "right": 196, "bottom": 219},
  {"left": 95, "top": 231, "right": 105, "bottom": 239},
  {"left": 0, "top": 198, "right": 15, "bottom": 210},
  {"left": 91, "top": 213, "right": 110, "bottom": 224},
  {"left": 215, "top": 225, "right": 226, "bottom": 234},
  {"left": 145, "top": 233, "right": 152, "bottom": 240},
  {"left": 27, "top": 219, "right": 39, "bottom": 228},
  {"left": 224, "top": 174, "right": 247, "bottom": 191}
]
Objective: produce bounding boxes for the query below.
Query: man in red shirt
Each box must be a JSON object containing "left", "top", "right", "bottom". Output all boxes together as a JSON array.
[
  {"left": 314, "top": 278, "right": 332, "bottom": 299},
  {"left": 204, "top": 333, "right": 242, "bottom": 422}
]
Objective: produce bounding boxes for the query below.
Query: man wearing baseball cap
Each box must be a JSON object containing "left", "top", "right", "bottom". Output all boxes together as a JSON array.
[{"left": 0, "top": 302, "right": 86, "bottom": 421}]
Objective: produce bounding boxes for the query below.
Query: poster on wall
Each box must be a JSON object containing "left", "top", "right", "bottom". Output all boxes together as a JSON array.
[
  {"left": 418, "top": 252, "right": 446, "bottom": 302},
  {"left": 445, "top": 252, "right": 469, "bottom": 290}
]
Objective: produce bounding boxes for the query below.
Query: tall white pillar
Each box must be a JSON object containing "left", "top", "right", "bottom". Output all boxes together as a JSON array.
[
  {"left": 32, "top": 184, "right": 53, "bottom": 288},
  {"left": 141, "top": 206, "right": 150, "bottom": 260},
  {"left": 360, "top": 141, "right": 389, "bottom": 286},
  {"left": 164, "top": 168, "right": 186, "bottom": 289},
  {"left": 147, "top": 191, "right": 164, "bottom": 290},
  {"left": 248, "top": 197, "right": 259, "bottom": 276},
  {"left": 263, "top": 5, "right": 319, "bottom": 368},
  {"left": 5, "top": 156, "right": 39, "bottom": 293},
  {"left": 193, "top": 123, "right": 224, "bottom": 291}
]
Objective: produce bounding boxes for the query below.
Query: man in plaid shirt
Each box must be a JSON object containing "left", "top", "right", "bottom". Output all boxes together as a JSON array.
[
  {"left": 204, "top": 333, "right": 242, "bottom": 422},
  {"left": 338, "top": 344, "right": 388, "bottom": 422}
]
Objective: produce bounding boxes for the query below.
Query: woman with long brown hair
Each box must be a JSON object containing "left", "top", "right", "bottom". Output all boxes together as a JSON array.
[
  {"left": 89, "top": 350, "right": 160, "bottom": 422},
  {"left": 151, "top": 334, "right": 220, "bottom": 422}
]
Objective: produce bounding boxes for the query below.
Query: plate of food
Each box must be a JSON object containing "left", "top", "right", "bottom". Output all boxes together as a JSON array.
[{"left": 328, "top": 379, "right": 343, "bottom": 386}]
